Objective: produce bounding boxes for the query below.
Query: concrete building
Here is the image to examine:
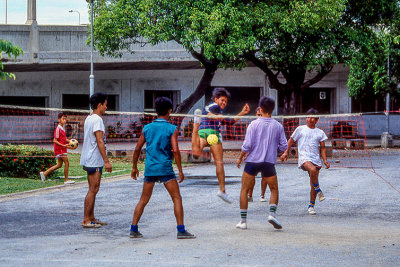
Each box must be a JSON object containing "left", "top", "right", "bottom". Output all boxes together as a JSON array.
[{"left": 1, "top": 0, "right": 399, "bottom": 137}]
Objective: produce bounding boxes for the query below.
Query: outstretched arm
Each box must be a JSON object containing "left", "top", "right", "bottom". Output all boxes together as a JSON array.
[{"left": 280, "top": 138, "right": 295, "bottom": 162}]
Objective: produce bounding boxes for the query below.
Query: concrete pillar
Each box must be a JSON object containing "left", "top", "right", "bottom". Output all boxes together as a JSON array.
[
  {"left": 26, "top": 0, "right": 39, "bottom": 63},
  {"left": 26, "top": 0, "right": 36, "bottom": 24},
  {"left": 381, "top": 132, "right": 393, "bottom": 148}
]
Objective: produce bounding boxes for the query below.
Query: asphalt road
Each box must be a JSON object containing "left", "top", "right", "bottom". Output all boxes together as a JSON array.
[{"left": 0, "top": 150, "right": 399, "bottom": 266}]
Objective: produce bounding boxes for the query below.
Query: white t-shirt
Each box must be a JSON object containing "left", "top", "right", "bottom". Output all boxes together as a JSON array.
[
  {"left": 291, "top": 125, "right": 328, "bottom": 168},
  {"left": 80, "top": 114, "right": 106, "bottom": 167}
]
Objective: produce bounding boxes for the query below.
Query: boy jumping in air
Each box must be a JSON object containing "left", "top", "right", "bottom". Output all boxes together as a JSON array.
[
  {"left": 236, "top": 96, "right": 287, "bottom": 230},
  {"left": 40, "top": 112, "right": 74, "bottom": 185},
  {"left": 280, "top": 108, "right": 330, "bottom": 215},
  {"left": 130, "top": 97, "right": 195, "bottom": 239},
  {"left": 192, "top": 87, "right": 250, "bottom": 203}
]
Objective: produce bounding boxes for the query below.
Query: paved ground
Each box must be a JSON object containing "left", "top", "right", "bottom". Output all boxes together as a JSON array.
[{"left": 0, "top": 150, "right": 399, "bottom": 266}]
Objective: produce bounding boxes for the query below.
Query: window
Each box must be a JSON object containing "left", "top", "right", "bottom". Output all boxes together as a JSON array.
[
  {"left": 144, "top": 90, "right": 180, "bottom": 111},
  {"left": 0, "top": 96, "right": 48, "bottom": 116},
  {"left": 62, "top": 94, "right": 118, "bottom": 111}
]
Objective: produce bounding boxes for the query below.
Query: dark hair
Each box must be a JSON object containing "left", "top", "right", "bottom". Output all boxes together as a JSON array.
[
  {"left": 155, "top": 97, "right": 173, "bottom": 116},
  {"left": 58, "top": 112, "right": 66, "bottom": 119},
  {"left": 306, "top": 108, "right": 319, "bottom": 115},
  {"left": 211, "top": 87, "right": 231, "bottom": 100},
  {"left": 90, "top": 92, "right": 108, "bottom": 110},
  {"left": 258, "top": 96, "right": 275, "bottom": 114}
]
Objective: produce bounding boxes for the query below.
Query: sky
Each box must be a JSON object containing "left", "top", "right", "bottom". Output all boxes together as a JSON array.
[{"left": 0, "top": 0, "right": 89, "bottom": 25}]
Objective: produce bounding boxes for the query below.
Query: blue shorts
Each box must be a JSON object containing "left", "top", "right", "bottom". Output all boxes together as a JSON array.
[
  {"left": 83, "top": 166, "right": 103, "bottom": 175},
  {"left": 144, "top": 174, "right": 176, "bottom": 184},
  {"left": 244, "top": 162, "right": 276, "bottom": 177}
]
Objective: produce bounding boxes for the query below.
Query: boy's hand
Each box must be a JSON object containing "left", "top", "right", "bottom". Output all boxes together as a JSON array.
[
  {"left": 236, "top": 158, "right": 243, "bottom": 169},
  {"left": 131, "top": 167, "right": 139, "bottom": 180},
  {"left": 241, "top": 104, "right": 250, "bottom": 115},
  {"left": 280, "top": 151, "right": 288, "bottom": 162},
  {"left": 324, "top": 160, "right": 330, "bottom": 169},
  {"left": 104, "top": 162, "right": 112, "bottom": 173},
  {"left": 178, "top": 171, "right": 184, "bottom": 183}
]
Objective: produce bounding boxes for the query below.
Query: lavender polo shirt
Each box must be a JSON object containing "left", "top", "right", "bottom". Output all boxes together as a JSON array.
[{"left": 241, "top": 117, "right": 288, "bottom": 164}]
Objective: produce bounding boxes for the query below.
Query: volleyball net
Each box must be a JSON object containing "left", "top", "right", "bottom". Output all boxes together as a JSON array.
[{"left": 0, "top": 104, "right": 385, "bottom": 169}]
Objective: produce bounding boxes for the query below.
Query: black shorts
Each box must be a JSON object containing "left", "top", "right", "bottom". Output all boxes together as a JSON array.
[
  {"left": 83, "top": 166, "right": 103, "bottom": 175},
  {"left": 244, "top": 162, "right": 276, "bottom": 177}
]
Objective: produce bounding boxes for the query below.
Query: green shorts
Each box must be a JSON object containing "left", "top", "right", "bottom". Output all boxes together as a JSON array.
[{"left": 198, "top": 129, "right": 222, "bottom": 144}]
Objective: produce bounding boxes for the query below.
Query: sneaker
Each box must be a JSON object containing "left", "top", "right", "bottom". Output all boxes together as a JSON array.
[
  {"left": 217, "top": 191, "right": 232, "bottom": 204},
  {"left": 236, "top": 221, "right": 247, "bottom": 229},
  {"left": 317, "top": 191, "right": 325, "bottom": 202},
  {"left": 308, "top": 207, "right": 316, "bottom": 215},
  {"left": 194, "top": 109, "right": 202, "bottom": 124},
  {"left": 260, "top": 196, "right": 267, "bottom": 202},
  {"left": 40, "top": 172, "right": 46, "bottom": 183},
  {"left": 64, "top": 180, "right": 75, "bottom": 185},
  {"left": 268, "top": 214, "right": 282, "bottom": 229},
  {"left": 247, "top": 196, "right": 253, "bottom": 202},
  {"left": 130, "top": 231, "right": 143, "bottom": 238},
  {"left": 177, "top": 231, "right": 196, "bottom": 239}
]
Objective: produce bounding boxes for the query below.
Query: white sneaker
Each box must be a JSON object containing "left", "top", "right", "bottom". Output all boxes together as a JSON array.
[
  {"left": 260, "top": 196, "right": 267, "bottom": 202},
  {"left": 308, "top": 207, "right": 316, "bottom": 215},
  {"left": 317, "top": 191, "right": 325, "bottom": 202},
  {"left": 40, "top": 172, "right": 46, "bottom": 183},
  {"left": 268, "top": 214, "right": 282, "bottom": 229},
  {"left": 194, "top": 109, "right": 202, "bottom": 124},
  {"left": 217, "top": 191, "right": 232, "bottom": 204},
  {"left": 64, "top": 180, "right": 75, "bottom": 185},
  {"left": 247, "top": 196, "right": 253, "bottom": 202},
  {"left": 236, "top": 221, "right": 247, "bottom": 229}
]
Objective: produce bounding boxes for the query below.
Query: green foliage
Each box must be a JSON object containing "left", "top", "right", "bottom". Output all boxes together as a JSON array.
[
  {"left": 0, "top": 144, "right": 57, "bottom": 179},
  {"left": 0, "top": 39, "right": 23, "bottom": 80}
]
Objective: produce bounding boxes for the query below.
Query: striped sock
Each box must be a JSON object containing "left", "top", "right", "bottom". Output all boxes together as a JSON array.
[
  {"left": 269, "top": 204, "right": 277, "bottom": 214},
  {"left": 308, "top": 201, "right": 315, "bottom": 208},
  {"left": 313, "top": 183, "right": 321, "bottom": 193},
  {"left": 240, "top": 209, "right": 247, "bottom": 223}
]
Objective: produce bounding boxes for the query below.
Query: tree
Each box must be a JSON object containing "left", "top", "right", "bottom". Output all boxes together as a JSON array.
[
  {"left": 239, "top": 0, "right": 399, "bottom": 114},
  {"left": 0, "top": 39, "right": 23, "bottom": 80},
  {"left": 92, "top": 0, "right": 245, "bottom": 113},
  {"left": 348, "top": 6, "right": 400, "bottom": 110}
]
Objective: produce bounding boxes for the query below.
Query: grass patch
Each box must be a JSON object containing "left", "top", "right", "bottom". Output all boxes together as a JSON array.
[{"left": 0, "top": 153, "right": 143, "bottom": 195}]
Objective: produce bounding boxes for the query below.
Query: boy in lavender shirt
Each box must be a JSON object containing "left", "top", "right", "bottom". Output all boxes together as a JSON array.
[{"left": 236, "top": 96, "right": 288, "bottom": 230}]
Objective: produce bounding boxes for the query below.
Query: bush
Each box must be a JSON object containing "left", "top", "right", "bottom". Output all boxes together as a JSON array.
[{"left": 0, "top": 144, "right": 57, "bottom": 179}]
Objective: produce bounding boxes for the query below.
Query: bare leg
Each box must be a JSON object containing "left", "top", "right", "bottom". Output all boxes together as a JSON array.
[
  {"left": 164, "top": 180, "right": 184, "bottom": 225},
  {"left": 240, "top": 171, "right": 255, "bottom": 210},
  {"left": 191, "top": 123, "right": 203, "bottom": 157},
  {"left": 263, "top": 175, "right": 279, "bottom": 205},
  {"left": 132, "top": 182, "right": 155, "bottom": 225},
  {"left": 261, "top": 177, "right": 268, "bottom": 197},
  {"left": 83, "top": 171, "right": 101, "bottom": 225},
  {"left": 247, "top": 178, "right": 255, "bottom": 198},
  {"left": 43, "top": 158, "right": 63, "bottom": 177},
  {"left": 59, "top": 156, "right": 69, "bottom": 182},
  {"left": 302, "top": 161, "right": 320, "bottom": 204},
  {"left": 210, "top": 143, "right": 226, "bottom": 193}
]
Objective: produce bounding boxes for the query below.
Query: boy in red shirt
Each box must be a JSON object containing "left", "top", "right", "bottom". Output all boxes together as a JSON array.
[{"left": 40, "top": 113, "right": 74, "bottom": 184}]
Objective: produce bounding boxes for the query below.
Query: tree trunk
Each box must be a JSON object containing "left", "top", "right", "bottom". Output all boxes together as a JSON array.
[{"left": 174, "top": 64, "right": 218, "bottom": 114}]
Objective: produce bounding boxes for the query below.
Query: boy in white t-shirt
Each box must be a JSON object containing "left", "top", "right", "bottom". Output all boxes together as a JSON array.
[
  {"left": 280, "top": 108, "right": 330, "bottom": 215},
  {"left": 80, "top": 92, "right": 113, "bottom": 228}
]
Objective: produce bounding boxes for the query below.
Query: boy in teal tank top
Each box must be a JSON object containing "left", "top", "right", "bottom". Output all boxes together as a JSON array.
[{"left": 130, "top": 97, "right": 195, "bottom": 239}]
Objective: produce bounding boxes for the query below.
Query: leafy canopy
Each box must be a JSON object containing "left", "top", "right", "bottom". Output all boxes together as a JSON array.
[{"left": 0, "top": 39, "right": 23, "bottom": 80}]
